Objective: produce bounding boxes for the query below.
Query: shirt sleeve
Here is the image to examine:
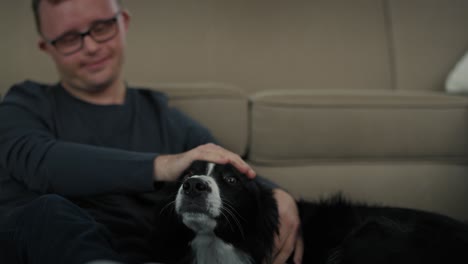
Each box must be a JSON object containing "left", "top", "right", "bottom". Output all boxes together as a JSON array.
[{"left": 0, "top": 84, "right": 157, "bottom": 197}]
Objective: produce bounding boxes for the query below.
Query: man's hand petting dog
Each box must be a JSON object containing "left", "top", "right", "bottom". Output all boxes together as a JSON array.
[
  {"left": 153, "top": 143, "right": 256, "bottom": 182},
  {"left": 271, "top": 189, "right": 304, "bottom": 264}
]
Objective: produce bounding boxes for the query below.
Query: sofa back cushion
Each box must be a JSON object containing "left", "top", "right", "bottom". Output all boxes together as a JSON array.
[{"left": 249, "top": 89, "right": 468, "bottom": 164}]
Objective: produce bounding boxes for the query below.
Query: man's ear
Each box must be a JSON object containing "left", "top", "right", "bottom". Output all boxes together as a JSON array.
[
  {"left": 38, "top": 39, "right": 49, "bottom": 53},
  {"left": 120, "top": 9, "right": 131, "bottom": 32}
]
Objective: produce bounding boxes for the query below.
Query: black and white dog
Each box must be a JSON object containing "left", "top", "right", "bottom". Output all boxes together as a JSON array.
[{"left": 151, "top": 161, "right": 468, "bottom": 264}]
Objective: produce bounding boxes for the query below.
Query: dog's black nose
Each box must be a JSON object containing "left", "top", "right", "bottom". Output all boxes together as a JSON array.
[{"left": 183, "top": 178, "right": 211, "bottom": 197}]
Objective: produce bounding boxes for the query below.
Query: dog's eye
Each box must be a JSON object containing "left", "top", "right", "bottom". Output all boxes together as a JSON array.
[{"left": 223, "top": 175, "right": 238, "bottom": 185}]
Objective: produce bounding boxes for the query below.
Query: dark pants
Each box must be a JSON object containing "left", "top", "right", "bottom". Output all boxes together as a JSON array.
[{"left": 0, "top": 194, "right": 130, "bottom": 264}]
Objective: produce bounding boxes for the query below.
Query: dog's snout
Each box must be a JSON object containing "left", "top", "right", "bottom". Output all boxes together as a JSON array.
[{"left": 183, "top": 178, "right": 211, "bottom": 197}]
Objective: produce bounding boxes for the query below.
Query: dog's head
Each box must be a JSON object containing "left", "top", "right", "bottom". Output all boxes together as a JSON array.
[{"left": 175, "top": 160, "right": 279, "bottom": 263}]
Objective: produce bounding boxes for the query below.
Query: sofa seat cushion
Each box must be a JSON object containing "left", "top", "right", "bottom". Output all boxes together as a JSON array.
[
  {"left": 253, "top": 162, "right": 468, "bottom": 221},
  {"left": 249, "top": 89, "right": 468, "bottom": 163}
]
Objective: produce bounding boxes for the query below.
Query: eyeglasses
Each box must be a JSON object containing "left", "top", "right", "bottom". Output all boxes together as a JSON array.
[{"left": 45, "top": 11, "right": 121, "bottom": 55}]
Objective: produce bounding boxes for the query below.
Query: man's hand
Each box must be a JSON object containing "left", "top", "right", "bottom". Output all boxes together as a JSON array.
[
  {"left": 153, "top": 143, "right": 256, "bottom": 182},
  {"left": 271, "top": 189, "right": 304, "bottom": 264}
]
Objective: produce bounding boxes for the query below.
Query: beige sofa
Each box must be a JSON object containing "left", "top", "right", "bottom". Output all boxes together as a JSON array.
[
  {"left": 158, "top": 84, "right": 468, "bottom": 222},
  {"left": 2, "top": 1, "right": 468, "bottom": 221}
]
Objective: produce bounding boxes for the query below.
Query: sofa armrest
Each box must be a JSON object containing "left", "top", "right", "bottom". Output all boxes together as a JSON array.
[{"left": 152, "top": 83, "right": 249, "bottom": 156}]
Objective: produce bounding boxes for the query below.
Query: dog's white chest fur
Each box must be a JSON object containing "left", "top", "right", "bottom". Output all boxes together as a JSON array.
[{"left": 191, "top": 233, "right": 253, "bottom": 264}]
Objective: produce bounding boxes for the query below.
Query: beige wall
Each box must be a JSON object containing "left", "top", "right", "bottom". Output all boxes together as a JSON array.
[
  {"left": 124, "top": 0, "right": 393, "bottom": 93},
  {"left": 0, "top": 0, "right": 391, "bottom": 96},
  {"left": 0, "top": 1, "right": 57, "bottom": 95},
  {"left": 1, "top": 0, "right": 468, "bottom": 96}
]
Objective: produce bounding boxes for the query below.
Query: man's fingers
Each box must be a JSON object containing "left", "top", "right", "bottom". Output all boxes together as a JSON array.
[
  {"left": 270, "top": 189, "right": 303, "bottom": 264},
  {"left": 192, "top": 144, "right": 256, "bottom": 178},
  {"left": 271, "top": 228, "right": 284, "bottom": 258},
  {"left": 228, "top": 156, "right": 256, "bottom": 178},
  {"left": 272, "top": 231, "right": 296, "bottom": 264},
  {"left": 272, "top": 228, "right": 303, "bottom": 264},
  {"left": 293, "top": 235, "right": 304, "bottom": 264}
]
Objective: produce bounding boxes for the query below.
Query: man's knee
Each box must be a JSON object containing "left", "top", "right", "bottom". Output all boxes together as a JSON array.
[
  {"left": 20, "top": 194, "right": 94, "bottom": 230},
  {"left": 34, "top": 193, "right": 74, "bottom": 208},
  {"left": 0, "top": 195, "right": 98, "bottom": 264},
  {"left": 34, "top": 194, "right": 89, "bottom": 217}
]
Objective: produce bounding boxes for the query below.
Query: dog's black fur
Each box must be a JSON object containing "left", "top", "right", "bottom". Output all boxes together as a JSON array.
[{"left": 151, "top": 161, "right": 468, "bottom": 264}]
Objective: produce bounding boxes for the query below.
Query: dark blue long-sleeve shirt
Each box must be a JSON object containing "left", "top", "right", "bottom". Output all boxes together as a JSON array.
[{"left": 0, "top": 81, "right": 215, "bottom": 221}]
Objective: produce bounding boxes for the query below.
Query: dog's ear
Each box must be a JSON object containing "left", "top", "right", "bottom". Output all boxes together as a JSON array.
[
  {"left": 213, "top": 163, "right": 280, "bottom": 263},
  {"left": 250, "top": 182, "right": 280, "bottom": 263},
  {"left": 220, "top": 164, "right": 279, "bottom": 263},
  {"left": 224, "top": 163, "right": 251, "bottom": 183}
]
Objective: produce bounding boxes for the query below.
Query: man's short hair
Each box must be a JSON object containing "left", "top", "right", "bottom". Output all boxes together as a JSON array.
[{"left": 32, "top": 0, "right": 122, "bottom": 34}]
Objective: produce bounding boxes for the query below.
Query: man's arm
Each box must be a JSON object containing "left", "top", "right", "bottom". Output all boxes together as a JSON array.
[
  {"left": 0, "top": 104, "right": 157, "bottom": 197},
  {"left": 0, "top": 86, "right": 255, "bottom": 197}
]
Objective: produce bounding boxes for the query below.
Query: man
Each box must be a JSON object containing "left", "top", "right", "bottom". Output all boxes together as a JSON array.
[{"left": 0, "top": 0, "right": 303, "bottom": 263}]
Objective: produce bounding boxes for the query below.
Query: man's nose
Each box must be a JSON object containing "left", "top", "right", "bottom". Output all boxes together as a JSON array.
[{"left": 82, "top": 35, "right": 100, "bottom": 53}]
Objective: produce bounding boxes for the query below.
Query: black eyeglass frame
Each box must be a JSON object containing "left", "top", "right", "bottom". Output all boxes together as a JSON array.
[{"left": 43, "top": 10, "right": 122, "bottom": 55}]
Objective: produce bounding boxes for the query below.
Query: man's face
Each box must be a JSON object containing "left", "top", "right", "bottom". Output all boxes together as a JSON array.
[{"left": 38, "top": 0, "right": 130, "bottom": 93}]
